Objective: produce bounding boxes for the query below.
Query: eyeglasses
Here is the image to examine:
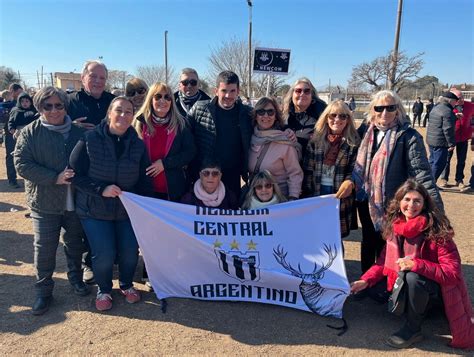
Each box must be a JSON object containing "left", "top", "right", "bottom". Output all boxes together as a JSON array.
[
  {"left": 180, "top": 79, "right": 198, "bottom": 87},
  {"left": 43, "top": 103, "right": 65, "bottom": 111},
  {"left": 255, "top": 183, "right": 273, "bottom": 190},
  {"left": 200, "top": 170, "right": 221, "bottom": 177},
  {"left": 374, "top": 104, "right": 397, "bottom": 113},
  {"left": 294, "top": 88, "right": 311, "bottom": 95},
  {"left": 328, "top": 113, "right": 349, "bottom": 120},
  {"left": 255, "top": 108, "right": 275, "bottom": 117},
  {"left": 127, "top": 88, "right": 147, "bottom": 97},
  {"left": 153, "top": 93, "right": 172, "bottom": 102}
]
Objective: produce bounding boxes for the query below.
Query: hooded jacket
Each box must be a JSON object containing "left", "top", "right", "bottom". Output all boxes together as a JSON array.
[{"left": 8, "top": 92, "right": 39, "bottom": 131}]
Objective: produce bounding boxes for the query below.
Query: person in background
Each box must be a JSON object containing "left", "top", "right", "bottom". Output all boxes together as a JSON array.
[
  {"left": 282, "top": 77, "right": 327, "bottom": 160},
  {"left": 426, "top": 92, "right": 458, "bottom": 183},
  {"left": 439, "top": 88, "right": 473, "bottom": 190},
  {"left": 125, "top": 78, "right": 148, "bottom": 112},
  {"left": 412, "top": 97, "right": 424, "bottom": 127},
  {"left": 134, "top": 82, "right": 196, "bottom": 201},
  {"left": 353, "top": 90, "right": 442, "bottom": 273},
  {"left": 351, "top": 179, "right": 473, "bottom": 350},
  {"left": 241, "top": 170, "right": 287, "bottom": 209},
  {"left": 0, "top": 90, "right": 11, "bottom": 146},
  {"left": 14, "top": 86, "right": 89, "bottom": 315},
  {"left": 70, "top": 96, "right": 153, "bottom": 311},
  {"left": 67, "top": 60, "right": 116, "bottom": 283},
  {"left": 248, "top": 96, "right": 303, "bottom": 200},
  {"left": 303, "top": 99, "right": 360, "bottom": 238},
  {"left": 181, "top": 158, "right": 238, "bottom": 209},
  {"left": 8, "top": 92, "right": 39, "bottom": 139},
  {"left": 348, "top": 96, "right": 356, "bottom": 112},
  {"left": 422, "top": 98, "right": 434, "bottom": 128},
  {"left": 4, "top": 83, "right": 23, "bottom": 188},
  {"left": 174, "top": 68, "right": 210, "bottom": 119},
  {"left": 68, "top": 60, "right": 115, "bottom": 130}
]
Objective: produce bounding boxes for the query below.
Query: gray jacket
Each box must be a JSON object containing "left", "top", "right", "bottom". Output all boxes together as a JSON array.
[
  {"left": 426, "top": 103, "right": 456, "bottom": 148},
  {"left": 14, "top": 119, "right": 85, "bottom": 214}
]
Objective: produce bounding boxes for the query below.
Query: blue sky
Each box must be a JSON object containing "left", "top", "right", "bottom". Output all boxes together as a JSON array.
[{"left": 1, "top": 0, "right": 473, "bottom": 89}]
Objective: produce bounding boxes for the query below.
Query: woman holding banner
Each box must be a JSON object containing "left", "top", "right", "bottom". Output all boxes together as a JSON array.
[
  {"left": 351, "top": 179, "right": 473, "bottom": 350},
  {"left": 70, "top": 96, "right": 153, "bottom": 311},
  {"left": 303, "top": 99, "right": 360, "bottom": 238},
  {"left": 249, "top": 96, "right": 303, "bottom": 200},
  {"left": 353, "top": 90, "right": 442, "bottom": 273},
  {"left": 181, "top": 158, "right": 238, "bottom": 209}
]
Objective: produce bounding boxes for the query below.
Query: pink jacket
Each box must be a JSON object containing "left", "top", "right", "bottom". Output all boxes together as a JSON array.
[
  {"left": 248, "top": 141, "right": 303, "bottom": 198},
  {"left": 362, "top": 237, "right": 474, "bottom": 350}
]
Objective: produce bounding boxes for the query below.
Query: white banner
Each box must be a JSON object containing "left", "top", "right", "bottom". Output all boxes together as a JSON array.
[{"left": 120, "top": 192, "right": 350, "bottom": 318}]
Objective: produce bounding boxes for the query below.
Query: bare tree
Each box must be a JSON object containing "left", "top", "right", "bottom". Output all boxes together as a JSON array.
[
  {"left": 0, "top": 66, "right": 20, "bottom": 90},
  {"left": 349, "top": 51, "right": 424, "bottom": 92},
  {"left": 208, "top": 37, "right": 287, "bottom": 98},
  {"left": 135, "top": 65, "right": 177, "bottom": 88},
  {"left": 107, "top": 70, "right": 133, "bottom": 90}
]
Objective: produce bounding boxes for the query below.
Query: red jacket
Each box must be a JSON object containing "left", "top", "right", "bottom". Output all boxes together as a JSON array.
[
  {"left": 455, "top": 101, "right": 474, "bottom": 142},
  {"left": 361, "top": 237, "right": 474, "bottom": 350}
]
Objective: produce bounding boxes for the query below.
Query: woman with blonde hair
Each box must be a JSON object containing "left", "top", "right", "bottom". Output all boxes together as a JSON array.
[
  {"left": 134, "top": 82, "right": 195, "bottom": 201},
  {"left": 352, "top": 90, "right": 442, "bottom": 272},
  {"left": 303, "top": 99, "right": 360, "bottom": 238},
  {"left": 241, "top": 170, "right": 287, "bottom": 209},
  {"left": 282, "top": 77, "right": 327, "bottom": 159},
  {"left": 125, "top": 78, "right": 148, "bottom": 111}
]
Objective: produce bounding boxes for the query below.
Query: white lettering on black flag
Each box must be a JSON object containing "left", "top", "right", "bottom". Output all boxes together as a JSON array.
[{"left": 120, "top": 193, "right": 350, "bottom": 318}]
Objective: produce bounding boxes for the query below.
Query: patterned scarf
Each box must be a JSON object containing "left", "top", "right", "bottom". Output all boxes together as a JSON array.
[
  {"left": 251, "top": 127, "right": 302, "bottom": 160},
  {"left": 323, "top": 134, "right": 343, "bottom": 165},
  {"left": 194, "top": 179, "right": 226, "bottom": 207},
  {"left": 178, "top": 91, "right": 202, "bottom": 115},
  {"left": 353, "top": 121, "right": 398, "bottom": 231}
]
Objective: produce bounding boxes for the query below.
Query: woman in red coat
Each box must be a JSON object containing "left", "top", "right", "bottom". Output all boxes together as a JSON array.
[{"left": 351, "top": 179, "right": 473, "bottom": 350}]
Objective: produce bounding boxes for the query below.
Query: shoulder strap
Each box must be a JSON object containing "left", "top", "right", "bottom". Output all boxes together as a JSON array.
[{"left": 253, "top": 142, "right": 271, "bottom": 174}]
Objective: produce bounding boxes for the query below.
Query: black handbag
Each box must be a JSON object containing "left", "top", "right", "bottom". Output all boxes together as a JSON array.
[{"left": 388, "top": 271, "right": 407, "bottom": 316}]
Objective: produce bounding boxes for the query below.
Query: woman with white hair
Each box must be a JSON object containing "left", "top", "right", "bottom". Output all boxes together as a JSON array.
[{"left": 353, "top": 90, "right": 442, "bottom": 273}]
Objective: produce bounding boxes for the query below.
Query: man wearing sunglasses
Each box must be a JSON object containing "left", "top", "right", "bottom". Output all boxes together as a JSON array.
[
  {"left": 426, "top": 91, "right": 458, "bottom": 183},
  {"left": 174, "top": 68, "right": 210, "bottom": 118},
  {"left": 68, "top": 60, "right": 115, "bottom": 130},
  {"left": 187, "top": 70, "right": 253, "bottom": 197}
]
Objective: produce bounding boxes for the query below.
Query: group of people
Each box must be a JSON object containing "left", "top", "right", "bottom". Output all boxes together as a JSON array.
[{"left": 5, "top": 59, "right": 473, "bottom": 350}]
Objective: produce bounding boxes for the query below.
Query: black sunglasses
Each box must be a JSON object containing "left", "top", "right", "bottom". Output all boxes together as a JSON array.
[
  {"left": 43, "top": 103, "right": 65, "bottom": 111},
  {"left": 328, "top": 113, "right": 349, "bottom": 120},
  {"left": 294, "top": 88, "right": 311, "bottom": 95},
  {"left": 181, "top": 79, "right": 198, "bottom": 87},
  {"left": 374, "top": 104, "right": 397, "bottom": 113},
  {"left": 255, "top": 108, "right": 275, "bottom": 117},
  {"left": 255, "top": 183, "right": 273, "bottom": 190},
  {"left": 127, "top": 88, "right": 147, "bottom": 97},
  {"left": 153, "top": 93, "right": 172, "bottom": 102},
  {"left": 200, "top": 169, "right": 221, "bottom": 177}
]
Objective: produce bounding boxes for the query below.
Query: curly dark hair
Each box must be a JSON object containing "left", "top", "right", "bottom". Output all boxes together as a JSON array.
[{"left": 383, "top": 179, "right": 453, "bottom": 243}]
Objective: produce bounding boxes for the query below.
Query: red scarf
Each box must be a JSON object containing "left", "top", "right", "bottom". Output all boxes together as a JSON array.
[
  {"left": 323, "top": 134, "right": 342, "bottom": 165},
  {"left": 385, "top": 215, "right": 427, "bottom": 272}
]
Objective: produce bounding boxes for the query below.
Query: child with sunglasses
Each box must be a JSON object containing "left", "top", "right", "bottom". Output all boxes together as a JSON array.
[
  {"left": 241, "top": 170, "right": 287, "bottom": 209},
  {"left": 181, "top": 158, "right": 238, "bottom": 209}
]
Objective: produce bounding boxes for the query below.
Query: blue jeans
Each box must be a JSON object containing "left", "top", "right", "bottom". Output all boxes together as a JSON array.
[
  {"left": 80, "top": 218, "right": 139, "bottom": 294},
  {"left": 440, "top": 140, "right": 468, "bottom": 183},
  {"left": 428, "top": 146, "right": 449, "bottom": 182},
  {"left": 320, "top": 184, "right": 334, "bottom": 195}
]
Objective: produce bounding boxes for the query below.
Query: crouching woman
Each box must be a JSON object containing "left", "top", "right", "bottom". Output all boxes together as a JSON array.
[{"left": 350, "top": 179, "right": 473, "bottom": 349}]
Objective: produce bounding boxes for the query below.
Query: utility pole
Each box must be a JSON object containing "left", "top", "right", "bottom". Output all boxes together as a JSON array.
[
  {"left": 41, "top": 66, "right": 44, "bottom": 89},
  {"left": 164, "top": 30, "right": 169, "bottom": 85},
  {"left": 389, "top": 0, "right": 403, "bottom": 90},
  {"left": 247, "top": 0, "right": 253, "bottom": 99}
]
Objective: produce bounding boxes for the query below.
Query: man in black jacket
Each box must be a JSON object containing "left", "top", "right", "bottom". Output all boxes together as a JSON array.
[
  {"left": 426, "top": 92, "right": 458, "bottom": 182},
  {"left": 187, "top": 71, "right": 252, "bottom": 197},
  {"left": 4, "top": 83, "right": 23, "bottom": 188},
  {"left": 67, "top": 60, "right": 115, "bottom": 130},
  {"left": 174, "top": 68, "right": 210, "bottom": 119},
  {"left": 412, "top": 97, "right": 424, "bottom": 127}
]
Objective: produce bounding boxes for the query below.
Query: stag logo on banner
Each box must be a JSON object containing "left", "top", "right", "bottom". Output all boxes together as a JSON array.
[
  {"left": 215, "top": 250, "right": 260, "bottom": 283},
  {"left": 273, "top": 244, "right": 348, "bottom": 316}
]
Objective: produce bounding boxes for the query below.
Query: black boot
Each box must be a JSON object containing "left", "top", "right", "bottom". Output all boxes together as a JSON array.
[{"left": 32, "top": 296, "right": 53, "bottom": 316}]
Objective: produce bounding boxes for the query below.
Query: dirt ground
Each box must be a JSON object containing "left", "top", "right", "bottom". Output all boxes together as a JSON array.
[{"left": 0, "top": 127, "right": 472, "bottom": 356}]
